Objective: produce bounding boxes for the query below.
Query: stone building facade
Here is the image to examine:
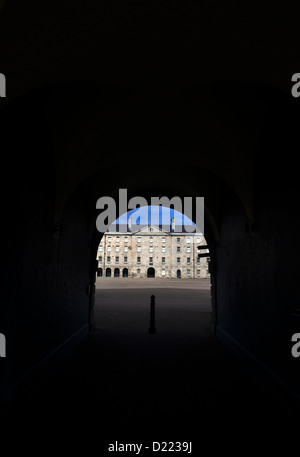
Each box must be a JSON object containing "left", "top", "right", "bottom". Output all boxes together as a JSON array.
[{"left": 96, "top": 224, "right": 210, "bottom": 279}]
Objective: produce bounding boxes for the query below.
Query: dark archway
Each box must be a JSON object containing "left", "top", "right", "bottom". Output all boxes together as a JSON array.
[
  {"left": 122, "top": 268, "right": 128, "bottom": 278},
  {"left": 177, "top": 269, "right": 181, "bottom": 279},
  {"left": 147, "top": 267, "right": 155, "bottom": 278},
  {"left": 105, "top": 268, "right": 111, "bottom": 278},
  {"left": 97, "top": 268, "right": 103, "bottom": 277},
  {"left": 114, "top": 268, "right": 120, "bottom": 277}
]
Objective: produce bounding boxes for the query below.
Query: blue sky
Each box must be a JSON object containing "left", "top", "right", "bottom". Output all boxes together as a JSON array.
[{"left": 114, "top": 205, "right": 195, "bottom": 226}]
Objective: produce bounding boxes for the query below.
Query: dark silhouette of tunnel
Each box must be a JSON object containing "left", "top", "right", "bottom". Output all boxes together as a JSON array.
[{"left": 0, "top": 79, "right": 299, "bottom": 452}]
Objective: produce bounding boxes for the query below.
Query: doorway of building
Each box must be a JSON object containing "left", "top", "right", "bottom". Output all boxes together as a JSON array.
[
  {"left": 147, "top": 267, "right": 155, "bottom": 278},
  {"left": 177, "top": 269, "right": 181, "bottom": 278}
]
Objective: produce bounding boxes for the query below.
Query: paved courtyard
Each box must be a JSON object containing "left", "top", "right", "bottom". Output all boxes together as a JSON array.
[{"left": 95, "top": 277, "right": 212, "bottom": 336}]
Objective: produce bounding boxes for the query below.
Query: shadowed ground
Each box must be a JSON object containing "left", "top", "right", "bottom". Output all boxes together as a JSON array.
[{"left": 1, "top": 279, "right": 297, "bottom": 453}]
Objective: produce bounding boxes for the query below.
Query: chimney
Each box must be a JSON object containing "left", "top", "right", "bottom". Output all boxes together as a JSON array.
[{"left": 171, "top": 217, "right": 175, "bottom": 232}]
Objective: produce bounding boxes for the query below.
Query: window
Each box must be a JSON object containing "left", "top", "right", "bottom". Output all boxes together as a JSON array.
[
  {"left": 107, "top": 256, "right": 111, "bottom": 263},
  {"left": 138, "top": 237, "right": 141, "bottom": 242},
  {"left": 196, "top": 237, "right": 200, "bottom": 243},
  {"left": 162, "top": 257, "right": 165, "bottom": 263},
  {"left": 187, "top": 246, "right": 191, "bottom": 253},
  {"left": 98, "top": 256, "right": 102, "bottom": 261},
  {"left": 186, "top": 237, "right": 190, "bottom": 243},
  {"left": 137, "top": 246, "right": 141, "bottom": 252},
  {"left": 107, "top": 236, "right": 111, "bottom": 242},
  {"left": 137, "top": 268, "right": 141, "bottom": 276},
  {"left": 149, "top": 246, "right": 154, "bottom": 253},
  {"left": 124, "top": 256, "right": 128, "bottom": 263},
  {"left": 99, "top": 245, "right": 103, "bottom": 252},
  {"left": 116, "top": 245, "right": 120, "bottom": 252},
  {"left": 149, "top": 257, "right": 153, "bottom": 264},
  {"left": 162, "top": 269, "right": 166, "bottom": 276},
  {"left": 197, "top": 269, "right": 201, "bottom": 275},
  {"left": 177, "top": 237, "right": 180, "bottom": 243},
  {"left": 197, "top": 257, "right": 200, "bottom": 264},
  {"left": 124, "top": 236, "right": 128, "bottom": 242},
  {"left": 161, "top": 246, "right": 166, "bottom": 253},
  {"left": 115, "top": 256, "right": 119, "bottom": 263},
  {"left": 149, "top": 236, "right": 153, "bottom": 243},
  {"left": 116, "top": 236, "right": 120, "bottom": 242},
  {"left": 107, "top": 245, "right": 111, "bottom": 252},
  {"left": 187, "top": 268, "right": 191, "bottom": 275},
  {"left": 162, "top": 237, "right": 166, "bottom": 243},
  {"left": 124, "top": 246, "right": 128, "bottom": 252},
  {"left": 137, "top": 256, "right": 141, "bottom": 263},
  {"left": 150, "top": 228, "right": 153, "bottom": 232},
  {"left": 187, "top": 257, "right": 191, "bottom": 263},
  {"left": 177, "top": 257, "right": 180, "bottom": 263},
  {"left": 177, "top": 246, "right": 180, "bottom": 252}
]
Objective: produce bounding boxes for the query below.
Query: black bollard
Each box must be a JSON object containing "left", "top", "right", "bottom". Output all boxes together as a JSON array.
[{"left": 149, "top": 294, "right": 156, "bottom": 334}]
